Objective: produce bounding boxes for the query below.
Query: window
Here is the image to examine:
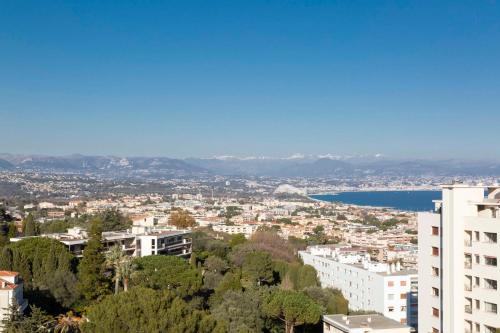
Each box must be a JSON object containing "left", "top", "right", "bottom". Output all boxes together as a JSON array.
[
  {"left": 388, "top": 306, "right": 394, "bottom": 312},
  {"left": 432, "top": 328, "right": 439, "bottom": 333},
  {"left": 484, "top": 278, "right": 497, "bottom": 290},
  {"left": 474, "top": 231, "right": 480, "bottom": 242},
  {"left": 432, "top": 226, "right": 439, "bottom": 235},
  {"left": 475, "top": 299, "right": 480, "bottom": 310},
  {"left": 485, "top": 325, "right": 497, "bottom": 333},
  {"left": 400, "top": 293, "right": 407, "bottom": 300},
  {"left": 400, "top": 280, "right": 406, "bottom": 286},
  {"left": 432, "top": 307, "right": 440, "bottom": 317},
  {"left": 388, "top": 281, "right": 394, "bottom": 287},
  {"left": 475, "top": 255, "right": 480, "bottom": 264},
  {"left": 484, "top": 256, "right": 497, "bottom": 266},
  {"left": 432, "top": 247, "right": 439, "bottom": 256},
  {"left": 400, "top": 305, "right": 406, "bottom": 312},
  {"left": 388, "top": 294, "right": 395, "bottom": 300},
  {"left": 432, "top": 287, "right": 440, "bottom": 296},
  {"left": 484, "top": 302, "right": 497, "bottom": 314},
  {"left": 484, "top": 232, "right": 497, "bottom": 244},
  {"left": 432, "top": 266, "right": 440, "bottom": 276}
]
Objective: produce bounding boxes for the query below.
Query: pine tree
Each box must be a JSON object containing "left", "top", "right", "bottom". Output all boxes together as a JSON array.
[
  {"left": 1, "top": 297, "right": 24, "bottom": 333},
  {"left": 77, "top": 218, "right": 110, "bottom": 302},
  {"left": 0, "top": 247, "right": 13, "bottom": 270},
  {"left": 22, "top": 214, "right": 38, "bottom": 237}
]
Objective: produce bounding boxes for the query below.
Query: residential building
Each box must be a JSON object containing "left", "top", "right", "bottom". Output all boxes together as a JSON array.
[
  {"left": 323, "top": 314, "right": 411, "bottom": 333},
  {"left": 300, "top": 245, "right": 418, "bottom": 327},
  {"left": 10, "top": 226, "right": 192, "bottom": 258},
  {"left": 418, "top": 184, "right": 500, "bottom": 333},
  {"left": 0, "top": 271, "right": 28, "bottom": 327},
  {"left": 212, "top": 224, "right": 259, "bottom": 238}
]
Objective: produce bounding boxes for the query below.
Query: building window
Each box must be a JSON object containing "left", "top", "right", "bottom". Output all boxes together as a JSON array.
[
  {"left": 484, "top": 302, "right": 497, "bottom": 314},
  {"left": 484, "top": 232, "right": 497, "bottom": 244},
  {"left": 400, "top": 305, "right": 406, "bottom": 312},
  {"left": 485, "top": 325, "right": 497, "bottom": 333},
  {"left": 484, "top": 256, "right": 497, "bottom": 266},
  {"left": 388, "top": 306, "right": 394, "bottom": 312},
  {"left": 388, "top": 294, "right": 395, "bottom": 300},
  {"left": 432, "top": 247, "right": 439, "bottom": 256},
  {"left": 474, "top": 231, "right": 480, "bottom": 242},
  {"left": 432, "top": 226, "right": 439, "bottom": 235},
  {"left": 388, "top": 281, "right": 394, "bottom": 287},
  {"left": 432, "top": 266, "right": 440, "bottom": 276},
  {"left": 432, "top": 328, "right": 439, "bottom": 333},
  {"left": 484, "top": 278, "right": 497, "bottom": 290},
  {"left": 400, "top": 293, "right": 407, "bottom": 300},
  {"left": 432, "top": 307, "right": 440, "bottom": 318},
  {"left": 432, "top": 287, "right": 440, "bottom": 297},
  {"left": 465, "top": 254, "right": 472, "bottom": 269},
  {"left": 400, "top": 281, "right": 406, "bottom": 286}
]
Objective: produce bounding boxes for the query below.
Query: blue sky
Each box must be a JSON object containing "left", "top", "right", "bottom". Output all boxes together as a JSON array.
[{"left": 1, "top": 1, "right": 499, "bottom": 159}]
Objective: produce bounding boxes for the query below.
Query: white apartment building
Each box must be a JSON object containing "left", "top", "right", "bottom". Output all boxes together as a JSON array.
[
  {"left": 323, "top": 314, "right": 411, "bottom": 333},
  {"left": 300, "top": 246, "right": 418, "bottom": 327},
  {"left": 418, "top": 184, "right": 500, "bottom": 333},
  {"left": 11, "top": 226, "right": 192, "bottom": 258},
  {"left": 0, "top": 271, "right": 28, "bottom": 329},
  {"left": 212, "top": 224, "right": 259, "bottom": 238}
]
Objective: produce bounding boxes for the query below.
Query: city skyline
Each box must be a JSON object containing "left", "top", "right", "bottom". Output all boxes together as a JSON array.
[{"left": 2, "top": 1, "right": 500, "bottom": 159}]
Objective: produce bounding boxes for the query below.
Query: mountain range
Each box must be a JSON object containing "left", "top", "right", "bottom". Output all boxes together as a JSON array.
[{"left": 1, "top": 154, "right": 500, "bottom": 178}]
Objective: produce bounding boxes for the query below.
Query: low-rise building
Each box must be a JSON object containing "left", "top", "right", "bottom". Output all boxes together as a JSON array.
[
  {"left": 0, "top": 271, "right": 28, "bottom": 325},
  {"left": 212, "top": 224, "right": 259, "bottom": 238},
  {"left": 323, "top": 314, "right": 411, "bottom": 333}
]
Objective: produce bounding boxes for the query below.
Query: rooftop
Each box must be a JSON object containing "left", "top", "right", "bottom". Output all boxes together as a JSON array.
[{"left": 324, "top": 314, "right": 409, "bottom": 330}]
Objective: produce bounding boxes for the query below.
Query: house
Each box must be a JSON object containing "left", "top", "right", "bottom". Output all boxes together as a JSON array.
[
  {"left": 323, "top": 314, "right": 411, "bottom": 333},
  {"left": 0, "top": 271, "right": 28, "bottom": 327}
]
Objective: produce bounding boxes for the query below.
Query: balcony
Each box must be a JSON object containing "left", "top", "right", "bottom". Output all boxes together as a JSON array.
[{"left": 465, "top": 304, "right": 472, "bottom": 314}]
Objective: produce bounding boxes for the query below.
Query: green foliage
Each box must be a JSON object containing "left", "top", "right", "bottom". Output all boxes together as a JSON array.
[
  {"left": 303, "top": 287, "right": 348, "bottom": 315},
  {"left": 0, "top": 207, "right": 13, "bottom": 222},
  {"left": 22, "top": 214, "right": 39, "bottom": 236},
  {"left": 228, "top": 234, "right": 246, "bottom": 248},
  {"left": 212, "top": 290, "right": 264, "bottom": 333},
  {"left": 132, "top": 255, "right": 202, "bottom": 297},
  {"left": 40, "top": 220, "right": 71, "bottom": 234},
  {"left": 81, "top": 287, "right": 224, "bottom": 333},
  {"left": 222, "top": 206, "right": 243, "bottom": 219},
  {"left": 263, "top": 289, "right": 322, "bottom": 333},
  {"left": 99, "top": 209, "right": 132, "bottom": 232},
  {"left": 77, "top": 218, "right": 110, "bottom": 302},
  {"left": 0, "top": 237, "right": 77, "bottom": 311},
  {"left": 279, "top": 263, "right": 319, "bottom": 291},
  {"left": 241, "top": 251, "right": 274, "bottom": 287}
]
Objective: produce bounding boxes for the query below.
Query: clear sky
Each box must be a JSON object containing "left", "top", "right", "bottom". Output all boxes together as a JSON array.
[{"left": 1, "top": 1, "right": 499, "bottom": 159}]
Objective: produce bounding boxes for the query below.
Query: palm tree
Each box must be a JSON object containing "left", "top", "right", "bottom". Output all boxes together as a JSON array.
[
  {"left": 105, "top": 245, "right": 124, "bottom": 294},
  {"left": 118, "top": 257, "right": 136, "bottom": 292},
  {"left": 54, "top": 312, "right": 82, "bottom": 333}
]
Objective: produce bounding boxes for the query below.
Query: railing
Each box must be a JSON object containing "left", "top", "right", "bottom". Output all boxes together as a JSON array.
[
  {"left": 464, "top": 239, "right": 472, "bottom": 246},
  {"left": 464, "top": 284, "right": 472, "bottom": 291}
]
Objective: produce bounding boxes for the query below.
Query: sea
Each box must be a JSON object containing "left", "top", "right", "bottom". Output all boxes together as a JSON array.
[{"left": 310, "top": 190, "right": 441, "bottom": 212}]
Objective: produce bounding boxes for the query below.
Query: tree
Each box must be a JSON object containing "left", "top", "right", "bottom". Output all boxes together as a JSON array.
[
  {"left": 241, "top": 251, "right": 274, "bottom": 286},
  {"left": 212, "top": 290, "right": 264, "bottom": 333},
  {"left": 169, "top": 209, "right": 196, "bottom": 229},
  {"left": 81, "top": 287, "right": 224, "bottom": 333},
  {"left": 22, "top": 214, "right": 39, "bottom": 236},
  {"left": 131, "top": 255, "right": 202, "bottom": 297},
  {"left": 106, "top": 245, "right": 125, "bottom": 294},
  {"left": 1, "top": 297, "right": 24, "bottom": 333},
  {"left": 263, "top": 290, "right": 322, "bottom": 333},
  {"left": 228, "top": 234, "right": 246, "bottom": 248},
  {"left": 54, "top": 312, "right": 82, "bottom": 333},
  {"left": 99, "top": 209, "right": 131, "bottom": 232},
  {"left": 77, "top": 218, "right": 109, "bottom": 302},
  {"left": 303, "top": 287, "right": 348, "bottom": 315}
]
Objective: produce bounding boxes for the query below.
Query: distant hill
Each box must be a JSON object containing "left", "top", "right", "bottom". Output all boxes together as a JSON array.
[{"left": 1, "top": 154, "right": 500, "bottom": 178}]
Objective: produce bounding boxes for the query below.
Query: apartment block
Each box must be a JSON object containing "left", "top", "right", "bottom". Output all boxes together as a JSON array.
[
  {"left": 299, "top": 245, "right": 417, "bottom": 327},
  {"left": 418, "top": 184, "right": 500, "bottom": 333}
]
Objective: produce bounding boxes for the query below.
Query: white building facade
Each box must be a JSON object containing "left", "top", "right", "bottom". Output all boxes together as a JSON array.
[
  {"left": 300, "top": 246, "right": 417, "bottom": 327},
  {"left": 418, "top": 184, "right": 500, "bottom": 333}
]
